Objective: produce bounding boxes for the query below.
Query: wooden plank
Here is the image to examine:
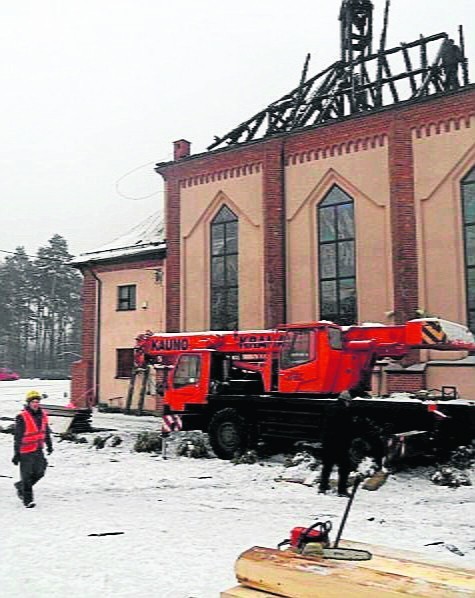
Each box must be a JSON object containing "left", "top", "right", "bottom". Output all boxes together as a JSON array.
[
  {"left": 400, "top": 43, "right": 417, "bottom": 95},
  {"left": 137, "top": 366, "right": 150, "bottom": 415},
  {"left": 235, "top": 546, "right": 475, "bottom": 598},
  {"left": 382, "top": 56, "right": 399, "bottom": 103},
  {"left": 220, "top": 585, "right": 279, "bottom": 598},
  {"left": 129, "top": 370, "right": 145, "bottom": 411},
  {"left": 362, "top": 470, "right": 388, "bottom": 491},
  {"left": 342, "top": 541, "right": 475, "bottom": 592},
  {"left": 339, "top": 540, "right": 454, "bottom": 566},
  {"left": 124, "top": 370, "right": 137, "bottom": 413},
  {"left": 415, "top": 40, "right": 445, "bottom": 99},
  {"left": 42, "top": 404, "right": 76, "bottom": 434}
]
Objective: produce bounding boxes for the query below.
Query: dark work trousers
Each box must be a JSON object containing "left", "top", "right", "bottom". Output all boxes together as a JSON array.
[
  {"left": 444, "top": 68, "right": 460, "bottom": 90},
  {"left": 18, "top": 450, "right": 47, "bottom": 505},
  {"left": 319, "top": 451, "right": 351, "bottom": 494}
]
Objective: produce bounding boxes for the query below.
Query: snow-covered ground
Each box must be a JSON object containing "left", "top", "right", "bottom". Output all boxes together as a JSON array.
[{"left": 1, "top": 380, "right": 474, "bottom": 598}]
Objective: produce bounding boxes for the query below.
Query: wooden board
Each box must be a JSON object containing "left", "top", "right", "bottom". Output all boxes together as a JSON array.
[
  {"left": 128, "top": 370, "right": 146, "bottom": 411},
  {"left": 42, "top": 404, "right": 76, "bottom": 434},
  {"left": 362, "top": 469, "right": 389, "bottom": 491},
  {"left": 339, "top": 540, "right": 466, "bottom": 568},
  {"left": 126, "top": 366, "right": 155, "bottom": 413},
  {"left": 220, "top": 585, "right": 280, "bottom": 597},
  {"left": 234, "top": 545, "right": 475, "bottom": 598}
]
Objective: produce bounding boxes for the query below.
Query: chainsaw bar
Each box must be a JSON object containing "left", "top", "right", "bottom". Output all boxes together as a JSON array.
[{"left": 322, "top": 548, "right": 372, "bottom": 561}]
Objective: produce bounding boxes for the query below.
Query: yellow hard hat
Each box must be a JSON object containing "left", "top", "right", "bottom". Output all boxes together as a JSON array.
[{"left": 26, "top": 390, "right": 42, "bottom": 402}]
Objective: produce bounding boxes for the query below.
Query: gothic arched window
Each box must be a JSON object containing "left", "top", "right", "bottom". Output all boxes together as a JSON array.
[
  {"left": 318, "top": 185, "right": 357, "bottom": 326},
  {"left": 210, "top": 205, "right": 238, "bottom": 330},
  {"left": 462, "top": 168, "right": 475, "bottom": 332}
]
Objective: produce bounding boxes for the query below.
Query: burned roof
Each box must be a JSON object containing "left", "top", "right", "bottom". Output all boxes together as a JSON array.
[{"left": 209, "top": 0, "right": 470, "bottom": 151}]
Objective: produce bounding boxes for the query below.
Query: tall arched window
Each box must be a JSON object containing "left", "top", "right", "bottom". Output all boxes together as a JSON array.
[
  {"left": 462, "top": 167, "right": 475, "bottom": 332},
  {"left": 317, "top": 185, "right": 357, "bottom": 326},
  {"left": 210, "top": 205, "right": 238, "bottom": 330}
]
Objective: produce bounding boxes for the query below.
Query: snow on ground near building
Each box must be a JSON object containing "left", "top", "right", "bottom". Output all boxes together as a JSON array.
[{"left": 1, "top": 380, "right": 474, "bottom": 598}]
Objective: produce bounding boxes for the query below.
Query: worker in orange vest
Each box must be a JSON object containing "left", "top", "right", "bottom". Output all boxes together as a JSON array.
[{"left": 12, "top": 390, "right": 53, "bottom": 508}]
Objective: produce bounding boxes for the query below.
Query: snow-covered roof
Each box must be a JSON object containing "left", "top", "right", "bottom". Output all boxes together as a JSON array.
[{"left": 71, "top": 211, "right": 165, "bottom": 265}]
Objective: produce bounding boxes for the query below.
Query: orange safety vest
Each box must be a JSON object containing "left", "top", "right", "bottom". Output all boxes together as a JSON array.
[{"left": 19, "top": 409, "right": 48, "bottom": 454}]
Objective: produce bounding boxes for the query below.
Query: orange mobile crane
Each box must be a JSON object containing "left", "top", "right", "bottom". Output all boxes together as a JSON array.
[{"left": 132, "top": 318, "right": 475, "bottom": 460}]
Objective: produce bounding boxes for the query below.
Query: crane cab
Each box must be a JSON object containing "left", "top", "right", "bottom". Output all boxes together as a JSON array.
[{"left": 277, "top": 323, "right": 346, "bottom": 394}]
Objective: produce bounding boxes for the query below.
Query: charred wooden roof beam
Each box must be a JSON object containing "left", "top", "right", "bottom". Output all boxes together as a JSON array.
[{"left": 208, "top": 29, "right": 469, "bottom": 151}]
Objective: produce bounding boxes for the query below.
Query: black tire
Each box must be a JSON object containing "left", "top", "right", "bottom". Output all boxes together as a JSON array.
[{"left": 208, "top": 408, "right": 248, "bottom": 460}]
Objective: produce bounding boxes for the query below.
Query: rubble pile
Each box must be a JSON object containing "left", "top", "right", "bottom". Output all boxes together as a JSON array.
[
  {"left": 232, "top": 450, "right": 259, "bottom": 465},
  {"left": 431, "top": 466, "right": 472, "bottom": 488},
  {"left": 59, "top": 431, "right": 88, "bottom": 444},
  {"left": 283, "top": 451, "right": 320, "bottom": 471},
  {"left": 133, "top": 431, "right": 163, "bottom": 453},
  {"left": 431, "top": 445, "right": 475, "bottom": 487},
  {"left": 176, "top": 432, "right": 211, "bottom": 459},
  {"left": 448, "top": 445, "right": 475, "bottom": 469}
]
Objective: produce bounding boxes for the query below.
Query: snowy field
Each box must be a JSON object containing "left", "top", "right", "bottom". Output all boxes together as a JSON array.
[{"left": 1, "top": 380, "right": 474, "bottom": 598}]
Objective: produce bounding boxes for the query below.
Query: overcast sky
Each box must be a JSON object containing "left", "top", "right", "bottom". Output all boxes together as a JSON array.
[{"left": 1, "top": 0, "right": 473, "bottom": 258}]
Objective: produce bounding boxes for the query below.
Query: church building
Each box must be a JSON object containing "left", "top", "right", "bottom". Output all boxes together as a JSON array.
[
  {"left": 155, "top": 0, "right": 475, "bottom": 398},
  {"left": 71, "top": 1, "right": 474, "bottom": 407}
]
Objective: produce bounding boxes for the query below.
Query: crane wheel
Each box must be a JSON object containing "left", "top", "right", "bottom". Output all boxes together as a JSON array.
[{"left": 208, "top": 408, "right": 248, "bottom": 460}]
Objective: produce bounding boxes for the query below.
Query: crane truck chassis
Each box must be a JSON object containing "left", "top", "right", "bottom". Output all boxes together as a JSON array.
[{"left": 132, "top": 318, "right": 475, "bottom": 461}]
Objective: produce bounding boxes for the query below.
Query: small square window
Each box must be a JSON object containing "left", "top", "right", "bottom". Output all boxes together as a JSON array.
[
  {"left": 116, "top": 349, "right": 134, "bottom": 378},
  {"left": 117, "top": 285, "right": 136, "bottom": 311}
]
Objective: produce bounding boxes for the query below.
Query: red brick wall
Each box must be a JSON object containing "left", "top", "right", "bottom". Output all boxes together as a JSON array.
[
  {"left": 262, "top": 139, "right": 286, "bottom": 327},
  {"left": 388, "top": 116, "right": 418, "bottom": 325},
  {"left": 71, "top": 271, "right": 97, "bottom": 406},
  {"left": 164, "top": 175, "right": 182, "bottom": 332},
  {"left": 70, "top": 359, "right": 93, "bottom": 408},
  {"left": 386, "top": 371, "right": 426, "bottom": 395}
]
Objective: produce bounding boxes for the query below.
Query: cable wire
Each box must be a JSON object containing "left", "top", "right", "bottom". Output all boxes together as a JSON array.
[
  {"left": 114, "top": 158, "right": 169, "bottom": 201},
  {"left": 0, "top": 248, "right": 69, "bottom": 263}
]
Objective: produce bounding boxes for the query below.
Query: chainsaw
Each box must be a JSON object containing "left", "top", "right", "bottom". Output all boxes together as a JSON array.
[
  {"left": 278, "top": 520, "right": 332, "bottom": 551},
  {"left": 278, "top": 475, "right": 372, "bottom": 561}
]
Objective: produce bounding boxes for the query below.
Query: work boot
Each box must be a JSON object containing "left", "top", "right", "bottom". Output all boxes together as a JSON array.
[
  {"left": 14, "top": 482, "right": 23, "bottom": 501},
  {"left": 22, "top": 488, "right": 34, "bottom": 507}
]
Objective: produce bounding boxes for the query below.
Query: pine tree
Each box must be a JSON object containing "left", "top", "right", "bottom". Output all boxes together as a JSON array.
[
  {"left": 33, "top": 235, "right": 82, "bottom": 374},
  {"left": 0, "top": 236, "right": 82, "bottom": 376},
  {"left": 0, "top": 248, "right": 34, "bottom": 370}
]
